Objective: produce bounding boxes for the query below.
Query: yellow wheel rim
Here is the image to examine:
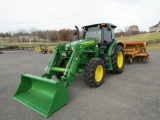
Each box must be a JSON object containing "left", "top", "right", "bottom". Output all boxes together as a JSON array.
[
  {"left": 95, "top": 65, "right": 103, "bottom": 82},
  {"left": 117, "top": 51, "right": 123, "bottom": 68}
]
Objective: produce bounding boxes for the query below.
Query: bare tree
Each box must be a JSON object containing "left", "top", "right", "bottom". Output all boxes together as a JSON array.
[
  {"left": 124, "top": 25, "right": 140, "bottom": 36},
  {"left": 18, "top": 29, "right": 29, "bottom": 36},
  {"left": 0, "top": 33, "right": 6, "bottom": 40},
  {"left": 48, "top": 30, "right": 58, "bottom": 42},
  {"left": 58, "top": 29, "right": 74, "bottom": 41},
  {"left": 115, "top": 29, "right": 124, "bottom": 37}
]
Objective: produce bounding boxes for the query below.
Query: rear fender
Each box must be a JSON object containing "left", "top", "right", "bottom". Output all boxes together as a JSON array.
[
  {"left": 107, "top": 42, "right": 124, "bottom": 70},
  {"left": 110, "top": 42, "right": 124, "bottom": 56}
]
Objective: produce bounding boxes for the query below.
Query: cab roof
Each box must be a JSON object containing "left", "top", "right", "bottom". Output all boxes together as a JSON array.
[{"left": 82, "top": 23, "right": 117, "bottom": 29}]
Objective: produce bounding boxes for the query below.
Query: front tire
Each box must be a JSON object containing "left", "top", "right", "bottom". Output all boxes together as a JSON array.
[{"left": 84, "top": 58, "right": 105, "bottom": 87}]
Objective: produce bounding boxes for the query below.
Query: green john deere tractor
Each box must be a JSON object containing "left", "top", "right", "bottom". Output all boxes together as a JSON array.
[{"left": 13, "top": 23, "right": 125, "bottom": 117}]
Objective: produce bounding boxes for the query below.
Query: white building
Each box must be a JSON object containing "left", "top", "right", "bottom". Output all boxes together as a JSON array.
[
  {"left": 19, "top": 36, "right": 38, "bottom": 42},
  {"left": 149, "top": 21, "right": 160, "bottom": 32}
]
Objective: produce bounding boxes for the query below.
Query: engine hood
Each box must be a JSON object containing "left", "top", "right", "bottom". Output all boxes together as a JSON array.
[{"left": 65, "top": 39, "right": 95, "bottom": 48}]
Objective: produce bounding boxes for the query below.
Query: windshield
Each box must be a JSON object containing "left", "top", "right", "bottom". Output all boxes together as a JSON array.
[{"left": 84, "top": 27, "right": 101, "bottom": 43}]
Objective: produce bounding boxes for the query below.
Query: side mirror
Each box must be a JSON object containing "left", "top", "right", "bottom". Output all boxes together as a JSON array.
[{"left": 107, "top": 23, "right": 112, "bottom": 30}]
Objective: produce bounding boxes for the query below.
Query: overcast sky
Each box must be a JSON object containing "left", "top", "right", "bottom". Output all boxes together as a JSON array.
[{"left": 0, "top": 0, "right": 159, "bottom": 33}]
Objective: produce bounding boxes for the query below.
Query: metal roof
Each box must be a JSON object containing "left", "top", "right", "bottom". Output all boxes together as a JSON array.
[
  {"left": 82, "top": 23, "right": 117, "bottom": 29},
  {"left": 150, "top": 21, "right": 160, "bottom": 28}
]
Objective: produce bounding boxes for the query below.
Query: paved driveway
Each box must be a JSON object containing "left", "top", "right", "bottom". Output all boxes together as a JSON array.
[{"left": 0, "top": 50, "right": 160, "bottom": 120}]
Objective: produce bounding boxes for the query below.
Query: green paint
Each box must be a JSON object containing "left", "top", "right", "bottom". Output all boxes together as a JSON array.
[
  {"left": 80, "top": 41, "right": 95, "bottom": 45},
  {"left": 13, "top": 74, "right": 68, "bottom": 117},
  {"left": 51, "top": 67, "right": 66, "bottom": 73},
  {"left": 107, "top": 42, "right": 116, "bottom": 70}
]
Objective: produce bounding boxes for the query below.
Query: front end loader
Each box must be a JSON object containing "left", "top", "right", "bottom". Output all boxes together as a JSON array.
[{"left": 13, "top": 23, "right": 125, "bottom": 117}]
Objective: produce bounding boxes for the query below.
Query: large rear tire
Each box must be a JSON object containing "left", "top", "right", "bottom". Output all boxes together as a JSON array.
[
  {"left": 110, "top": 45, "right": 124, "bottom": 74},
  {"left": 84, "top": 58, "right": 105, "bottom": 87}
]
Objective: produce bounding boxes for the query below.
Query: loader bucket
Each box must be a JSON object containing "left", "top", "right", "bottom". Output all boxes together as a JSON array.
[{"left": 13, "top": 74, "right": 68, "bottom": 117}]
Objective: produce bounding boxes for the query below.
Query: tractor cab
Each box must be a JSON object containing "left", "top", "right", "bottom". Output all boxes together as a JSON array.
[{"left": 82, "top": 23, "right": 117, "bottom": 46}]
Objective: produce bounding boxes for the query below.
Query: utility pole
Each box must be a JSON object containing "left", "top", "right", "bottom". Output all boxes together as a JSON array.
[{"left": 47, "top": 30, "right": 48, "bottom": 43}]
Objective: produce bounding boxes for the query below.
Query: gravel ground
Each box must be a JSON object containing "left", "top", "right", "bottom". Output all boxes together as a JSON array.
[{"left": 0, "top": 50, "right": 160, "bottom": 120}]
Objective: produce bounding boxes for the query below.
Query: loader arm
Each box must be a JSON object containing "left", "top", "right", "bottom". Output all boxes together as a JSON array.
[
  {"left": 63, "top": 42, "right": 98, "bottom": 88},
  {"left": 41, "top": 45, "right": 61, "bottom": 79},
  {"left": 42, "top": 40, "right": 98, "bottom": 88}
]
